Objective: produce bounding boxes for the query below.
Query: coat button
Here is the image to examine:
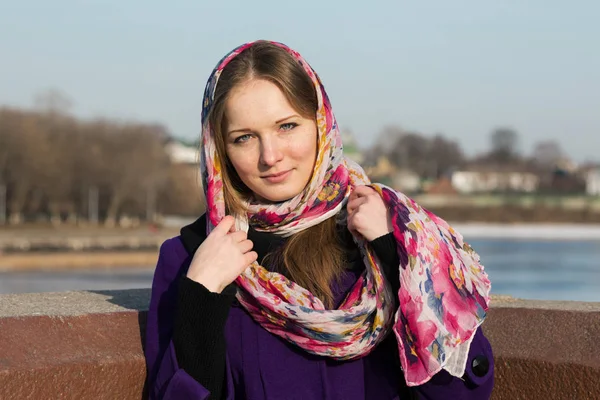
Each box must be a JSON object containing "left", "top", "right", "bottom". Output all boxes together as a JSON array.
[{"left": 471, "top": 355, "right": 489, "bottom": 377}]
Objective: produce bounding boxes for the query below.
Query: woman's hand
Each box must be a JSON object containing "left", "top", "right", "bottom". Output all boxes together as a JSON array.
[
  {"left": 346, "top": 185, "right": 393, "bottom": 242},
  {"left": 186, "top": 216, "right": 258, "bottom": 293}
]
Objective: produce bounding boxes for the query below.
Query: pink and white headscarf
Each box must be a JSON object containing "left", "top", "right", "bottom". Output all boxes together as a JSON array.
[{"left": 200, "top": 40, "right": 491, "bottom": 386}]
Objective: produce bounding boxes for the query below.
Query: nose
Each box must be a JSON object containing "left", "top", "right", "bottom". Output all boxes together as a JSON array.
[{"left": 259, "top": 138, "right": 284, "bottom": 167}]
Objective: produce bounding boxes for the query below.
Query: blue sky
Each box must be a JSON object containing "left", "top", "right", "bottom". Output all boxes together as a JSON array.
[{"left": 1, "top": 1, "right": 599, "bottom": 161}]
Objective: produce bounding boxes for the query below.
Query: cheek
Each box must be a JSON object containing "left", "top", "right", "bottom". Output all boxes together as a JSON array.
[
  {"left": 291, "top": 128, "right": 318, "bottom": 165},
  {"left": 296, "top": 141, "right": 316, "bottom": 162},
  {"left": 226, "top": 148, "right": 256, "bottom": 180}
]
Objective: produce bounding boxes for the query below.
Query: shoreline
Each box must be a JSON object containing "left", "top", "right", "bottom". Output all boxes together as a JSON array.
[
  {"left": 2, "top": 223, "right": 600, "bottom": 272},
  {"left": 0, "top": 251, "right": 157, "bottom": 272},
  {"left": 451, "top": 222, "right": 600, "bottom": 241}
]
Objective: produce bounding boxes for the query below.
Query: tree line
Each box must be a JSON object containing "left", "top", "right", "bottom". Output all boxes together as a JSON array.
[
  {"left": 362, "top": 124, "right": 589, "bottom": 196},
  {"left": 363, "top": 124, "right": 571, "bottom": 178},
  {"left": 0, "top": 100, "right": 584, "bottom": 226},
  {"left": 0, "top": 106, "right": 204, "bottom": 226}
]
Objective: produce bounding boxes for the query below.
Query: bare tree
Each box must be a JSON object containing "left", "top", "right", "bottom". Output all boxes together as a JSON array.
[
  {"left": 0, "top": 109, "right": 48, "bottom": 223},
  {"left": 367, "top": 126, "right": 467, "bottom": 179},
  {"left": 0, "top": 103, "right": 213, "bottom": 224},
  {"left": 389, "top": 132, "right": 430, "bottom": 174},
  {"left": 34, "top": 88, "right": 72, "bottom": 115},
  {"left": 36, "top": 112, "right": 82, "bottom": 224},
  {"left": 489, "top": 127, "right": 519, "bottom": 163},
  {"left": 363, "top": 125, "right": 406, "bottom": 167},
  {"left": 160, "top": 163, "right": 205, "bottom": 216},
  {"left": 428, "top": 134, "right": 465, "bottom": 177},
  {"left": 532, "top": 140, "right": 563, "bottom": 169},
  {"left": 101, "top": 122, "right": 170, "bottom": 226}
]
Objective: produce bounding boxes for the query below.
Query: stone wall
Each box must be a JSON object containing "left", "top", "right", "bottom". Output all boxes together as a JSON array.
[{"left": 1, "top": 290, "right": 599, "bottom": 399}]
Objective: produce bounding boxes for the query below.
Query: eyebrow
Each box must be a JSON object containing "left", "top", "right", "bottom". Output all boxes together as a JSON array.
[
  {"left": 227, "top": 114, "right": 300, "bottom": 136},
  {"left": 275, "top": 114, "right": 299, "bottom": 124}
]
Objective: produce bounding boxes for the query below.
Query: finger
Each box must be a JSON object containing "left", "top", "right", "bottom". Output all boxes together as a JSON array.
[
  {"left": 229, "top": 230, "right": 248, "bottom": 243},
  {"left": 213, "top": 215, "right": 235, "bottom": 236},
  {"left": 354, "top": 203, "right": 372, "bottom": 221},
  {"left": 348, "top": 187, "right": 367, "bottom": 202},
  {"left": 346, "top": 217, "right": 354, "bottom": 232},
  {"left": 352, "top": 185, "right": 376, "bottom": 198},
  {"left": 238, "top": 239, "right": 254, "bottom": 253},
  {"left": 243, "top": 251, "right": 258, "bottom": 266},
  {"left": 346, "top": 219, "right": 358, "bottom": 236},
  {"left": 347, "top": 196, "right": 368, "bottom": 214},
  {"left": 350, "top": 196, "right": 369, "bottom": 207}
]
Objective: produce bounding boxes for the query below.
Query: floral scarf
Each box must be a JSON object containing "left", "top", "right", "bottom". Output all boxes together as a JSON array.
[{"left": 200, "top": 40, "right": 491, "bottom": 386}]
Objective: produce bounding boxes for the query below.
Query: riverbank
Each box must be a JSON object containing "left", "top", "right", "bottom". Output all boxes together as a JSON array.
[
  {"left": 2, "top": 223, "right": 600, "bottom": 272},
  {"left": 0, "top": 251, "right": 157, "bottom": 272},
  {"left": 452, "top": 223, "right": 600, "bottom": 241},
  {"left": 0, "top": 226, "right": 177, "bottom": 253}
]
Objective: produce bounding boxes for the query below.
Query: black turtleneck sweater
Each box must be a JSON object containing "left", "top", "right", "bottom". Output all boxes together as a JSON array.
[{"left": 173, "top": 215, "right": 401, "bottom": 400}]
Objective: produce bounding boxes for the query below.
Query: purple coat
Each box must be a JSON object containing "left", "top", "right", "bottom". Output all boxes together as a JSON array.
[{"left": 145, "top": 236, "right": 494, "bottom": 399}]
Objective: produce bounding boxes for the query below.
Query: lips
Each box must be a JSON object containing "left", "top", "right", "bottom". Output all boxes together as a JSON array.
[
  {"left": 263, "top": 170, "right": 289, "bottom": 178},
  {"left": 262, "top": 169, "right": 292, "bottom": 183}
]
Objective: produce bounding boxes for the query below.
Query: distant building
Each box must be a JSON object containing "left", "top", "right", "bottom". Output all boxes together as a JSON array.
[
  {"left": 451, "top": 165, "right": 540, "bottom": 193},
  {"left": 164, "top": 137, "right": 202, "bottom": 189},
  {"left": 586, "top": 168, "right": 600, "bottom": 196},
  {"left": 365, "top": 156, "right": 421, "bottom": 193},
  {"left": 365, "top": 156, "right": 395, "bottom": 178},
  {"left": 392, "top": 169, "right": 421, "bottom": 193},
  {"left": 555, "top": 157, "right": 578, "bottom": 174},
  {"left": 165, "top": 138, "right": 198, "bottom": 165}
]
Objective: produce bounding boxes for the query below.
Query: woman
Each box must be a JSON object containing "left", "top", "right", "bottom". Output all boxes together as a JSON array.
[{"left": 145, "top": 40, "right": 494, "bottom": 400}]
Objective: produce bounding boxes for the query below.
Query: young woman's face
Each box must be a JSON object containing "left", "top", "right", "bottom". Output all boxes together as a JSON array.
[{"left": 224, "top": 79, "right": 318, "bottom": 203}]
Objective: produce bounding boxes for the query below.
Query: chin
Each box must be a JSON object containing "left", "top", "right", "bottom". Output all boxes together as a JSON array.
[{"left": 257, "top": 186, "right": 303, "bottom": 203}]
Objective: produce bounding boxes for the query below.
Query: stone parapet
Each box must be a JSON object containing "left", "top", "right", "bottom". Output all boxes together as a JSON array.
[{"left": 1, "top": 290, "right": 599, "bottom": 399}]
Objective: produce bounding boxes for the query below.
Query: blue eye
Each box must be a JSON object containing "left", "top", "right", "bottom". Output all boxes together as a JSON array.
[
  {"left": 234, "top": 134, "right": 252, "bottom": 144},
  {"left": 280, "top": 122, "right": 298, "bottom": 131}
]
